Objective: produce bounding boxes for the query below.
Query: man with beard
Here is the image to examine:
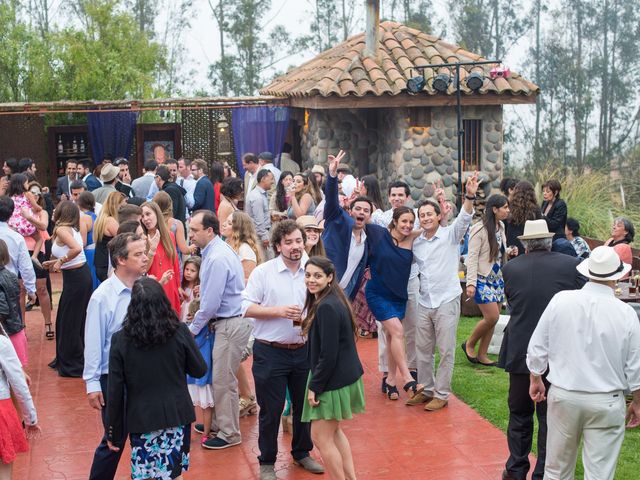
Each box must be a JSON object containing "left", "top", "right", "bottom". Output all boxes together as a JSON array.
[{"left": 242, "top": 220, "right": 324, "bottom": 480}]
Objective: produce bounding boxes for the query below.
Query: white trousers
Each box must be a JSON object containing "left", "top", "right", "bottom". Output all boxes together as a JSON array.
[
  {"left": 544, "top": 386, "right": 626, "bottom": 480},
  {"left": 377, "top": 276, "right": 419, "bottom": 372},
  {"left": 414, "top": 297, "right": 460, "bottom": 400}
]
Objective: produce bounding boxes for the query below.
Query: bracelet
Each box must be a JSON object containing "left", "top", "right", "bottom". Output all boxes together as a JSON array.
[{"left": 465, "top": 195, "right": 476, "bottom": 200}]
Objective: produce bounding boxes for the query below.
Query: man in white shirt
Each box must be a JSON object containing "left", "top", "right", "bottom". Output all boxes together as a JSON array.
[
  {"left": 177, "top": 157, "right": 197, "bottom": 210},
  {"left": 409, "top": 173, "right": 478, "bottom": 411},
  {"left": 242, "top": 220, "right": 323, "bottom": 480},
  {"left": 245, "top": 169, "right": 274, "bottom": 253},
  {"left": 242, "top": 153, "right": 260, "bottom": 206},
  {"left": 257, "top": 151, "right": 281, "bottom": 185},
  {"left": 527, "top": 246, "right": 640, "bottom": 480}
]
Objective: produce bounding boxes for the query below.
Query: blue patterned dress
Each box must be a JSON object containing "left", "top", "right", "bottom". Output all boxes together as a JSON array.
[
  {"left": 130, "top": 425, "right": 190, "bottom": 480},
  {"left": 474, "top": 230, "right": 505, "bottom": 304}
]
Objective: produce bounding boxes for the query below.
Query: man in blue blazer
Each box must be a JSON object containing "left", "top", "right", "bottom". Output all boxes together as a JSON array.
[
  {"left": 77, "top": 158, "right": 102, "bottom": 191},
  {"left": 322, "top": 151, "right": 372, "bottom": 300},
  {"left": 191, "top": 158, "right": 215, "bottom": 212}
]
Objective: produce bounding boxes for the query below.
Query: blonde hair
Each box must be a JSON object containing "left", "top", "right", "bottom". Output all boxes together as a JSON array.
[
  {"left": 94, "top": 191, "right": 125, "bottom": 243},
  {"left": 227, "top": 211, "right": 263, "bottom": 264},
  {"left": 140, "top": 201, "right": 177, "bottom": 262},
  {"left": 152, "top": 190, "right": 173, "bottom": 224}
]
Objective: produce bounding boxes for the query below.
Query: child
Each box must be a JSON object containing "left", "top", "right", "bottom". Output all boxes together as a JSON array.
[
  {"left": 0, "top": 320, "right": 41, "bottom": 479},
  {"left": 180, "top": 258, "right": 215, "bottom": 448},
  {"left": 179, "top": 256, "right": 201, "bottom": 323},
  {"left": 0, "top": 239, "right": 28, "bottom": 367}
]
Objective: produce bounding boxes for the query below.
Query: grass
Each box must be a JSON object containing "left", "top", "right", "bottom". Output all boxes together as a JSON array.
[{"left": 452, "top": 316, "right": 640, "bottom": 479}]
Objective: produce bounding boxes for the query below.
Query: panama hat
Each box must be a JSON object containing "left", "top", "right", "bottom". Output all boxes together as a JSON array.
[
  {"left": 517, "top": 219, "right": 555, "bottom": 240},
  {"left": 311, "top": 165, "right": 325, "bottom": 176},
  {"left": 99, "top": 163, "right": 120, "bottom": 183},
  {"left": 576, "top": 246, "right": 631, "bottom": 281},
  {"left": 296, "top": 215, "right": 323, "bottom": 231}
]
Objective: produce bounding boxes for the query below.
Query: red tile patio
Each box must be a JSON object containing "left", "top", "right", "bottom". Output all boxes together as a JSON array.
[{"left": 13, "top": 274, "right": 530, "bottom": 480}]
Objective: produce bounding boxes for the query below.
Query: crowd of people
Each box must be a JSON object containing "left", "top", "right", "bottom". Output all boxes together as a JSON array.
[{"left": 0, "top": 149, "right": 639, "bottom": 480}]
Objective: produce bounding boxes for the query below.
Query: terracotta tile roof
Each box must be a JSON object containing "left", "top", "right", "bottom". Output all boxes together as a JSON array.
[{"left": 260, "top": 21, "right": 539, "bottom": 98}]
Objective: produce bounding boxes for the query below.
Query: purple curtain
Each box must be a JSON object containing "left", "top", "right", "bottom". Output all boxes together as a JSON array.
[
  {"left": 232, "top": 106, "right": 290, "bottom": 176},
  {"left": 87, "top": 112, "right": 139, "bottom": 164}
]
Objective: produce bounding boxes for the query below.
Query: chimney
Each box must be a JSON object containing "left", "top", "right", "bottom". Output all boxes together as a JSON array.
[{"left": 364, "top": 0, "right": 380, "bottom": 58}]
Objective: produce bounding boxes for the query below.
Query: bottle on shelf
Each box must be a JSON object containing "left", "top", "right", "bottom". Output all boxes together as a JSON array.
[
  {"left": 80, "top": 138, "right": 86, "bottom": 153},
  {"left": 72, "top": 137, "right": 78, "bottom": 153},
  {"left": 57, "top": 136, "right": 63, "bottom": 154}
]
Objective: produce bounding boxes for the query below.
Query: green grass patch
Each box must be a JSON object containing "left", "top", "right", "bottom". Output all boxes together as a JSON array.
[{"left": 452, "top": 317, "right": 640, "bottom": 479}]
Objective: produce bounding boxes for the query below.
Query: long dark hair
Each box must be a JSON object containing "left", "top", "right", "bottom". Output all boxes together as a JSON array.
[
  {"left": 122, "top": 277, "right": 180, "bottom": 348},
  {"left": 480, "top": 194, "right": 508, "bottom": 261},
  {"left": 275, "top": 170, "right": 293, "bottom": 211},
  {"left": 301, "top": 256, "right": 356, "bottom": 336},
  {"left": 361, "top": 175, "right": 384, "bottom": 210},
  {"left": 509, "top": 181, "right": 540, "bottom": 225}
]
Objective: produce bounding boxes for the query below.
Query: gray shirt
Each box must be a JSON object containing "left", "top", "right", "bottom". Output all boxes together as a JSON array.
[{"left": 246, "top": 186, "right": 271, "bottom": 241}]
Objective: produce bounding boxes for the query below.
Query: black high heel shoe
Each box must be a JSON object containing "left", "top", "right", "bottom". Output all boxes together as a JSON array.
[{"left": 45, "top": 323, "right": 54, "bottom": 340}]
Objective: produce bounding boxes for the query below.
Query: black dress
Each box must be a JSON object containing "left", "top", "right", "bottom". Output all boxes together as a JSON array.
[
  {"left": 94, "top": 234, "right": 113, "bottom": 283},
  {"left": 541, "top": 199, "right": 567, "bottom": 240}
]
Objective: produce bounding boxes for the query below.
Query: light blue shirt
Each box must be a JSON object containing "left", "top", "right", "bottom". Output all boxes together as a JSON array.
[
  {"left": 0, "top": 222, "right": 36, "bottom": 295},
  {"left": 146, "top": 179, "right": 159, "bottom": 201},
  {"left": 189, "top": 236, "right": 245, "bottom": 335},
  {"left": 82, "top": 273, "right": 132, "bottom": 394}
]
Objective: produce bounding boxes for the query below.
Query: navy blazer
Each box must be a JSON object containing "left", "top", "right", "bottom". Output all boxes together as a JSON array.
[
  {"left": 193, "top": 175, "right": 215, "bottom": 212},
  {"left": 56, "top": 176, "right": 70, "bottom": 199},
  {"left": 322, "top": 174, "right": 368, "bottom": 299},
  {"left": 84, "top": 174, "right": 102, "bottom": 192}
]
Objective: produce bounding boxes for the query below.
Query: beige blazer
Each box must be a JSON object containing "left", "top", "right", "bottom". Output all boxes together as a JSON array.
[{"left": 465, "top": 220, "right": 507, "bottom": 287}]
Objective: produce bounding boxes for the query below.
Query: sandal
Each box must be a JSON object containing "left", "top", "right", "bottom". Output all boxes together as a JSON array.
[
  {"left": 386, "top": 384, "right": 399, "bottom": 401},
  {"left": 381, "top": 376, "right": 389, "bottom": 394},
  {"left": 45, "top": 323, "right": 55, "bottom": 340},
  {"left": 403, "top": 381, "right": 425, "bottom": 399}
]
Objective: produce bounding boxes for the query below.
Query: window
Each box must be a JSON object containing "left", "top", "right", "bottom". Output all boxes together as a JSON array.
[{"left": 462, "top": 119, "right": 482, "bottom": 171}]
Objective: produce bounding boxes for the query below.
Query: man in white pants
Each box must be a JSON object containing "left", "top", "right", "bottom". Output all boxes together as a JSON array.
[
  {"left": 527, "top": 246, "right": 640, "bottom": 480},
  {"left": 407, "top": 173, "right": 478, "bottom": 411}
]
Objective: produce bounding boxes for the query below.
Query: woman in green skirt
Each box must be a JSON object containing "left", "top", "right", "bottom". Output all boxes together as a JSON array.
[{"left": 301, "top": 256, "right": 365, "bottom": 480}]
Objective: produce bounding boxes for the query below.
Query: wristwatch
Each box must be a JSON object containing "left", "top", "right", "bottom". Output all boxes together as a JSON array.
[{"left": 465, "top": 195, "right": 476, "bottom": 200}]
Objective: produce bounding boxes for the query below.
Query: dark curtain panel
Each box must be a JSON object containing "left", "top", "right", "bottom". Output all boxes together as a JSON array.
[{"left": 87, "top": 112, "right": 139, "bottom": 164}]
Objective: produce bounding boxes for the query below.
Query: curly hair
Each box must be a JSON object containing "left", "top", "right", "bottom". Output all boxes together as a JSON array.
[
  {"left": 226, "top": 211, "right": 264, "bottom": 264},
  {"left": 509, "top": 181, "right": 541, "bottom": 225},
  {"left": 122, "top": 277, "right": 180, "bottom": 348},
  {"left": 270, "top": 219, "right": 306, "bottom": 257}
]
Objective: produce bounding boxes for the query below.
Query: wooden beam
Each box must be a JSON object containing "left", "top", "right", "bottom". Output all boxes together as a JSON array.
[{"left": 289, "top": 93, "right": 537, "bottom": 109}]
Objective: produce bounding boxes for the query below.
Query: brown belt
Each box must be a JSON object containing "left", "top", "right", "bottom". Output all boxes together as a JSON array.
[{"left": 255, "top": 339, "right": 305, "bottom": 350}]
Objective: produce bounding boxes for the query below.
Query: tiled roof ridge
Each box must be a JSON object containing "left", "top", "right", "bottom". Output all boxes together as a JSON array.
[{"left": 260, "top": 21, "right": 539, "bottom": 99}]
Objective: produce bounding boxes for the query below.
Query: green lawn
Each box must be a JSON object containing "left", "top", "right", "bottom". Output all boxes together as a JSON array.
[{"left": 452, "top": 317, "right": 640, "bottom": 479}]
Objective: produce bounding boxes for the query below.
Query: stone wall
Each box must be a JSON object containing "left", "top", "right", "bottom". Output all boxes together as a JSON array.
[{"left": 299, "top": 104, "right": 503, "bottom": 206}]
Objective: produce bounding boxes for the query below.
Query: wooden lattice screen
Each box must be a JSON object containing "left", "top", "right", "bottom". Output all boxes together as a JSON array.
[
  {"left": 0, "top": 114, "right": 47, "bottom": 180},
  {"left": 181, "top": 108, "right": 235, "bottom": 168}
]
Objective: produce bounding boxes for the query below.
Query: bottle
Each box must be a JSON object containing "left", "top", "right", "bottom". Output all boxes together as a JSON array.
[
  {"left": 72, "top": 137, "right": 78, "bottom": 153},
  {"left": 80, "top": 138, "right": 85, "bottom": 153},
  {"left": 57, "top": 136, "right": 63, "bottom": 154}
]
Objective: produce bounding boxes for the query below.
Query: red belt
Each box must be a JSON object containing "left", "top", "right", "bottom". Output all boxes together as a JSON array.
[{"left": 255, "top": 339, "right": 305, "bottom": 350}]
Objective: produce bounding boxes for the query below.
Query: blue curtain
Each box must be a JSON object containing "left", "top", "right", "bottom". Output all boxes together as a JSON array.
[
  {"left": 87, "top": 112, "right": 139, "bottom": 164},
  {"left": 232, "top": 106, "right": 290, "bottom": 176}
]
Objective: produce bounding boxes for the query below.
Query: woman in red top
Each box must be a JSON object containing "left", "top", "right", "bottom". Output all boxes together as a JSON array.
[
  {"left": 140, "top": 202, "right": 181, "bottom": 313},
  {"left": 211, "top": 161, "right": 225, "bottom": 211}
]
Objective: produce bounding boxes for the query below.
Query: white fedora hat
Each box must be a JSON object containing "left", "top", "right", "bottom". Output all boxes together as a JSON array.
[
  {"left": 517, "top": 219, "right": 556, "bottom": 240},
  {"left": 576, "top": 246, "right": 631, "bottom": 281}
]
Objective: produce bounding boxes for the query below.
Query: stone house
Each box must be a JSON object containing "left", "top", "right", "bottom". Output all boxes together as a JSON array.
[{"left": 261, "top": 21, "right": 538, "bottom": 205}]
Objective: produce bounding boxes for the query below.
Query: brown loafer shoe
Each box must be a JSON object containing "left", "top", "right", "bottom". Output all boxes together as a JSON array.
[
  {"left": 424, "top": 398, "right": 448, "bottom": 411},
  {"left": 405, "top": 392, "right": 433, "bottom": 406}
]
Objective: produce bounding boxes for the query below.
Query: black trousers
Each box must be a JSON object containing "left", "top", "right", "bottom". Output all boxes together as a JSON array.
[
  {"left": 88, "top": 375, "right": 126, "bottom": 480},
  {"left": 505, "top": 373, "right": 549, "bottom": 480},
  {"left": 252, "top": 341, "right": 313, "bottom": 465}
]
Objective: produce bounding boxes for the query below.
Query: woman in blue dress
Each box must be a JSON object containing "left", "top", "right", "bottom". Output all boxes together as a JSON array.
[{"left": 366, "top": 206, "right": 424, "bottom": 401}]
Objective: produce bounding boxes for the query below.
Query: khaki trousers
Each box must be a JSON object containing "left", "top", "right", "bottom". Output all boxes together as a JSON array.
[
  {"left": 544, "top": 386, "right": 626, "bottom": 480},
  {"left": 211, "top": 316, "right": 254, "bottom": 444},
  {"left": 415, "top": 297, "right": 460, "bottom": 400}
]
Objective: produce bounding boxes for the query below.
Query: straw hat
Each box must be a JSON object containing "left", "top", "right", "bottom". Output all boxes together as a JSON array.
[
  {"left": 311, "top": 165, "right": 325, "bottom": 176},
  {"left": 576, "top": 246, "right": 631, "bottom": 281},
  {"left": 99, "top": 163, "right": 120, "bottom": 183},
  {"left": 517, "top": 219, "right": 555, "bottom": 240},
  {"left": 296, "top": 215, "right": 323, "bottom": 231}
]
